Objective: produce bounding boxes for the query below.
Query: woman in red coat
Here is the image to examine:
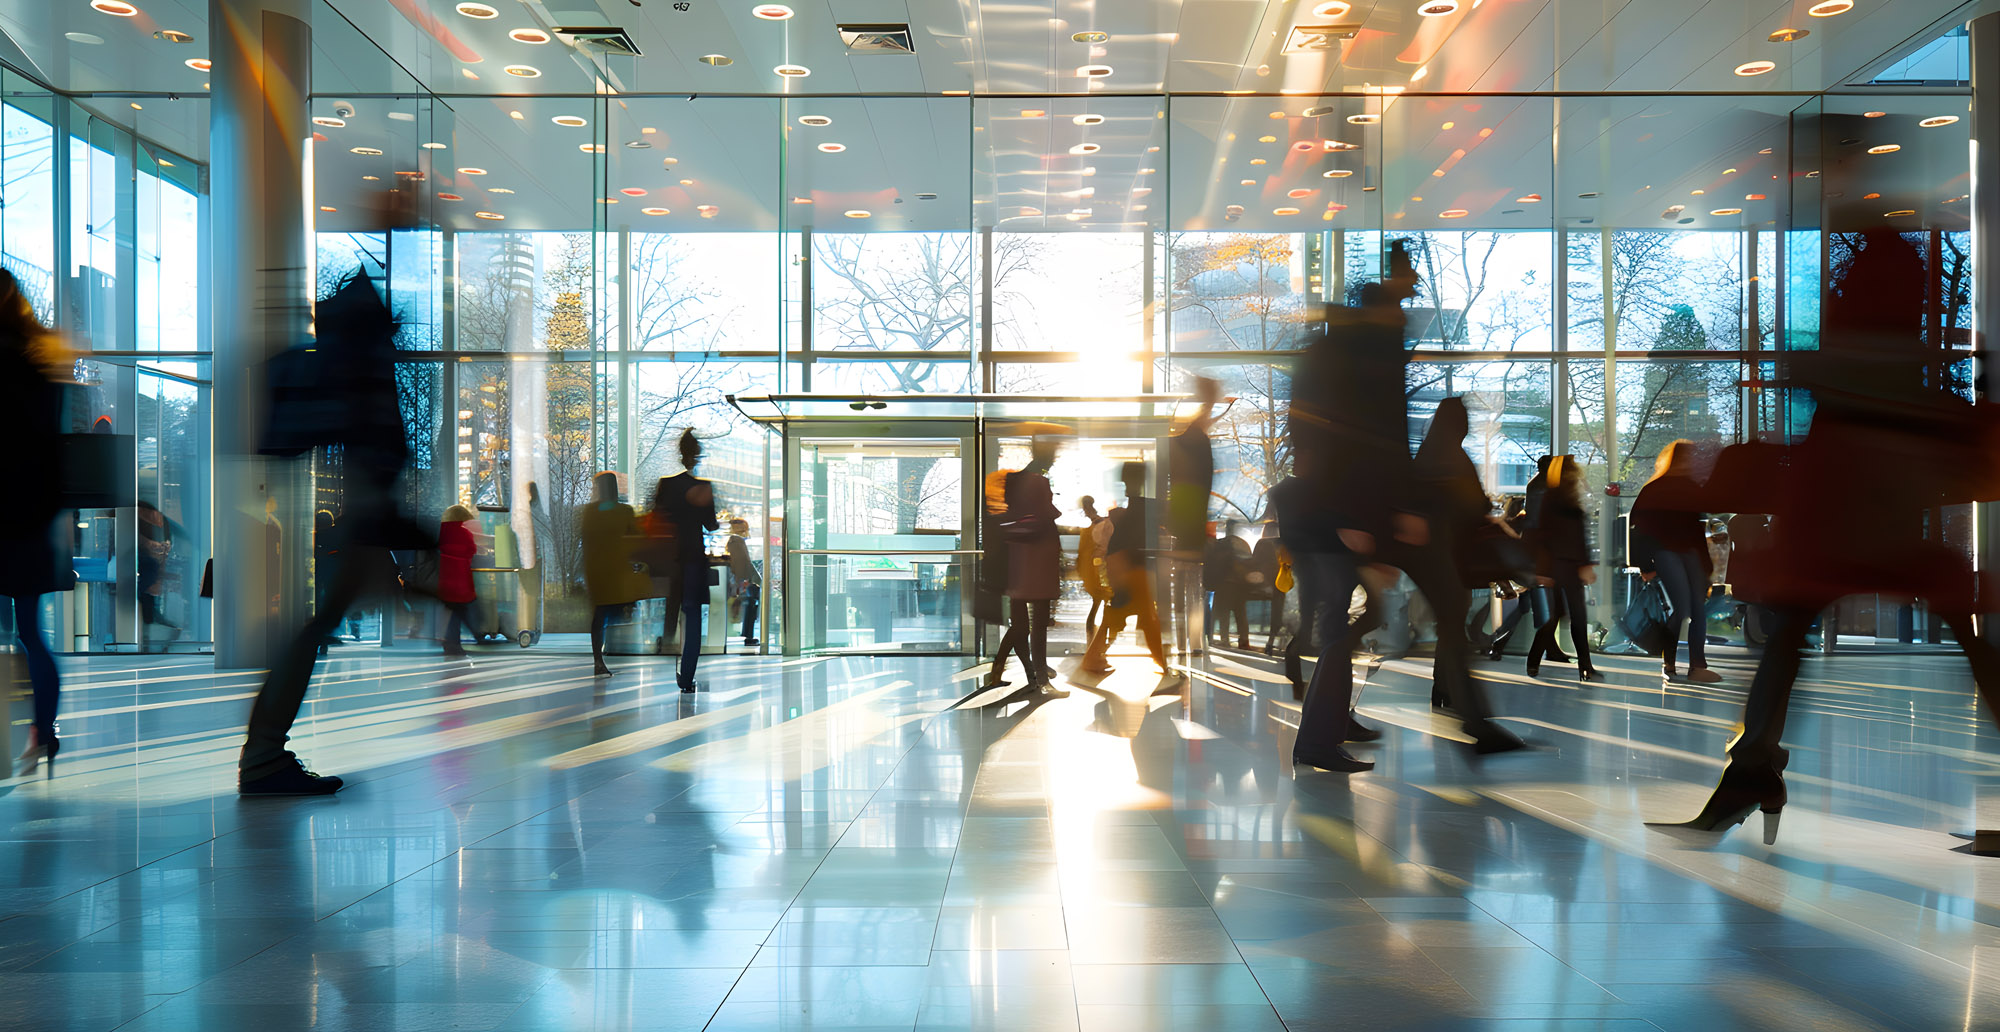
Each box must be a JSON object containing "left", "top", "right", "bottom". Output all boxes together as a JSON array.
[{"left": 438, "top": 504, "right": 478, "bottom": 656}]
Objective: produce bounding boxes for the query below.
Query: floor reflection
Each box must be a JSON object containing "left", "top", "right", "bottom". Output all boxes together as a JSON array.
[{"left": 3, "top": 642, "right": 1999, "bottom": 1030}]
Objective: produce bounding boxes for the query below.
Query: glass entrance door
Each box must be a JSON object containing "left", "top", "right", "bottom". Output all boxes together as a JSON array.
[{"left": 792, "top": 434, "right": 970, "bottom": 654}]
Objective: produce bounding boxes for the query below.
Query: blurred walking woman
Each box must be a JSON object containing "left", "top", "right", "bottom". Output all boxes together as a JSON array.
[
  {"left": 652, "top": 430, "right": 719, "bottom": 693},
  {"left": 581, "top": 472, "right": 650, "bottom": 677},
  {"left": 0, "top": 270, "right": 70, "bottom": 777},
  {"left": 1631, "top": 441, "right": 1722, "bottom": 684},
  {"left": 1525, "top": 456, "right": 1600, "bottom": 683}
]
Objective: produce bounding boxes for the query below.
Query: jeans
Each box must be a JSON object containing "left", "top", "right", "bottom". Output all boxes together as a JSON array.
[
  {"left": 1653, "top": 549, "right": 1707, "bottom": 669},
  {"left": 241, "top": 546, "right": 392, "bottom": 780},
  {"left": 671, "top": 565, "right": 708, "bottom": 686},
  {"left": 739, "top": 590, "right": 760, "bottom": 643},
  {"left": 7, "top": 594, "right": 58, "bottom": 741},
  {"left": 1291, "top": 551, "right": 1363, "bottom": 756}
]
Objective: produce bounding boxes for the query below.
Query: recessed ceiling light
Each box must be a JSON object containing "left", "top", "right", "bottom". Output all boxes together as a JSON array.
[
  {"left": 817, "top": 142, "right": 845, "bottom": 153},
  {"left": 1240, "top": 179, "right": 1257, "bottom": 186},
  {"left": 474, "top": 211, "right": 504, "bottom": 220},
  {"left": 350, "top": 146, "right": 383, "bottom": 156},
  {"left": 679, "top": 178, "right": 694, "bottom": 185},
  {"left": 461, "top": 69, "right": 479, "bottom": 80},
  {"left": 1884, "top": 209, "right": 1917, "bottom": 217},
  {"left": 619, "top": 187, "right": 647, "bottom": 196},
  {"left": 1347, "top": 113, "right": 1380, "bottom": 125},
  {"left": 625, "top": 140, "right": 651, "bottom": 149},
  {"left": 455, "top": 2, "right": 497, "bottom": 17},
  {"left": 699, "top": 54, "right": 732, "bottom": 65},
  {"left": 1734, "top": 60, "right": 1776, "bottom": 76},
  {"left": 579, "top": 143, "right": 604, "bottom": 153},
  {"left": 319, "top": 205, "right": 337, "bottom": 212},
  {"left": 1410, "top": 196, "right": 1423, "bottom": 202},
  {"left": 1807, "top": 0, "right": 1853, "bottom": 15},
  {"left": 1070, "top": 143, "right": 1100, "bottom": 155},
  {"left": 183, "top": 57, "right": 211, "bottom": 73},
  {"left": 488, "top": 187, "right": 513, "bottom": 194},
  {"left": 1076, "top": 65, "right": 1113, "bottom": 77},
  {"left": 361, "top": 175, "right": 379, "bottom": 181},
  {"left": 641, "top": 207, "right": 670, "bottom": 216},
  {"left": 1745, "top": 193, "right": 1767, "bottom": 200},
  {"left": 1323, "top": 169, "right": 1354, "bottom": 178},
  {"left": 510, "top": 27, "right": 551, "bottom": 44},
  {"left": 1710, "top": 208, "right": 1743, "bottom": 216},
  {"left": 1302, "top": 106, "right": 1337, "bottom": 118},
  {"left": 437, "top": 193, "right": 463, "bottom": 201},
  {"left": 1073, "top": 114, "right": 1105, "bottom": 126},
  {"left": 504, "top": 65, "right": 541, "bottom": 77},
  {"left": 1139, "top": 167, "right": 1156, "bottom": 175},
  {"left": 1313, "top": 0, "right": 1352, "bottom": 15},
  {"left": 797, "top": 115, "right": 832, "bottom": 128},
  {"left": 844, "top": 209, "right": 871, "bottom": 218},
  {"left": 1921, "top": 115, "right": 1960, "bottom": 127},
  {"left": 1768, "top": 27, "right": 1808, "bottom": 42},
  {"left": 753, "top": 4, "right": 794, "bottom": 19},
  {"left": 388, "top": 111, "right": 415, "bottom": 121},
  {"left": 421, "top": 142, "right": 447, "bottom": 150},
  {"left": 791, "top": 196, "right": 814, "bottom": 204},
  {"left": 552, "top": 115, "right": 587, "bottom": 127},
  {"left": 1691, "top": 189, "right": 1706, "bottom": 195},
  {"left": 1862, "top": 191, "right": 1881, "bottom": 199},
  {"left": 1577, "top": 191, "right": 1599, "bottom": 198},
  {"left": 1867, "top": 144, "right": 1901, "bottom": 154},
  {"left": 1439, "top": 208, "right": 1469, "bottom": 218},
  {"left": 1273, "top": 207, "right": 1301, "bottom": 216},
  {"left": 1073, "top": 30, "right": 1109, "bottom": 44},
  {"left": 1418, "top": 0, "right": 1460, "bottom": 15},
  {"left": 66, "top": 32, "right": 105, "bottom": 44},
  {"left": 1258, "top": 135, "right": 1277, "bottom": 143},
  {"left": 774, "top": 64, "right": 810, "bottom": 77},
  {"left": 1268, "top": 111, "right": 1286, "bottom": 120},
  {"left": 312, "top": 116, "right": 345, "bottom": 128},
  {"left": 90, "top": 0, "right": 138, "bottom": 15},
  {"left": 1863, "top": 111, "right": 1887, "bottom": 118},
  {"left": 129, "top": 102, "right": 142, "bottom": 110},
  {"left": 598, "top": 197, "right": 618, "bottom": 204},
  {"left": 662, "top": 157, "right": 680, "bottom": 166},
  {"left": 456, "top": 167, "right": 487, "bottom": 175},
  {"left": 1249, "top": 158, "right": 1267, "bottom": 165},
  {"left": 1287, "top": 188, "right": 1315, "bottom": 198}
]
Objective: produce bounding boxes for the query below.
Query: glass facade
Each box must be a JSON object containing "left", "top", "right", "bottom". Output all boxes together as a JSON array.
[{"left": 0, "top": 23, "right": 1979, "bottom": 653}]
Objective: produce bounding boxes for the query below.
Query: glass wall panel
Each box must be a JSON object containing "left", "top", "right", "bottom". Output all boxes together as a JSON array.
[{"left": 1, "top": 79, "right": 56, "bottom": 318}]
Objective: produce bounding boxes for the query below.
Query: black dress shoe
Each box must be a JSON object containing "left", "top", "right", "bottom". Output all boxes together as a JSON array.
[
  {"left": 1345, "top": 718, "right": 1383, "bottom": 743},
  {"left": 1468, "top": 723, "right": 1528, "bottom": 754},
  {"left": 1294, "top": 748, "right": 1375, "bottom": 773},
  {"left": 240, "top": 760, "right": 343, "bottom": 796},
  {"left": 1578, "top": 668, "right": 1604, "bottom": 684},
  {"left": 678, "top": 680, "right": 697, "bottom": 694}
]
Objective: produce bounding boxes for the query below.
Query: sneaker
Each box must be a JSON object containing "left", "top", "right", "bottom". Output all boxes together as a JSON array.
[{"left": 240, "top": 760, "right": 343, "bottom": 796}]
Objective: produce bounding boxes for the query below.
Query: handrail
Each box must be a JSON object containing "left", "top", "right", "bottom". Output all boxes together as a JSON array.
[{"left": 790, "top": 549, "right": 982, "bottom": 556}]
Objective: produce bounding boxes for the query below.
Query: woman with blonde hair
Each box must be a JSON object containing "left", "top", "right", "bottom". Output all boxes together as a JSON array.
[
  {"left": 1631, "top": 440, "right": 1722, "bottom": 683},
  {"left": 0, "top": 270, "right": 70, "bottom": 776},
  {"left": 1523, "top": 455, "right": 1600, "bottom": 683}
]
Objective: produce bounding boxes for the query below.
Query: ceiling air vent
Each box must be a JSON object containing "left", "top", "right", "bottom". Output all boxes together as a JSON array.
[
  {"left": 553, "top": 27, "right": 643, "bottom": 57},
  {"left": 1283, "top": 24, "right": 1361, "bottom": 53},
  {"left": 839, "top": 24, "right": 915, "bottom": 54}
]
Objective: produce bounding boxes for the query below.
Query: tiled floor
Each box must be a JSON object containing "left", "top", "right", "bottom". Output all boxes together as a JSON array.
[{"left": 6, "top": 635, "right": 2000, "bottom": 1030}]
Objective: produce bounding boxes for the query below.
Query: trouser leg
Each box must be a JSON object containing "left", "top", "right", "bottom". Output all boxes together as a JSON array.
[
  {"left": 241, "top": 546, "right": 381, "bottom": 779},
  {"left": 11, "top": 595, "right": 58, "bottom": 740},
  {"left": 1292, "top": 553, "right": 1360, "bottom": 757},
  {"left": 679, "top": 570, "right": 705, "bottom": 685},
  {"left": 1727, "top": 606, "right": 1811, "bottom": 770}
]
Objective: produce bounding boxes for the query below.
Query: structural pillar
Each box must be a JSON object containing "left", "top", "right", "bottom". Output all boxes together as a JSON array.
[
  {"left": 1975, "top": 14, "right": 2000, "bottom": 637},
  {"left": 209, "top": 0, "right": 312, "bottom": 668}
]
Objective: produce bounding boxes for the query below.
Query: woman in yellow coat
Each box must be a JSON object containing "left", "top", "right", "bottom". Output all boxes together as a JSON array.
[{"left": 580, "top": 471, "right": 651, "bottom": 676}]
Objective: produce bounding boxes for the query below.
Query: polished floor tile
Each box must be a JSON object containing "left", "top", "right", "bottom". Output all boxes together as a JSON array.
[{"left": 7, "top": 640, "right": 2000, "bottom": 1030}]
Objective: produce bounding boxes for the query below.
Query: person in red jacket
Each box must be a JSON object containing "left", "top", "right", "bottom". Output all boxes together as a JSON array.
[{"left": 438, "top": 504, "right": 477, "bottom": 656}]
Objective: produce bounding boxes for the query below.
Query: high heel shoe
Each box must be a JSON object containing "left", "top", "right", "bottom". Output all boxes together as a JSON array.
[
  {"left": 1649, "top": 763, "right": 1787, "bottom": 844},
  {"left": 1578, "top": 667, "right": 1604, "bottom": 684},
  {"left": 1524, "top": 658, "right": 1541, "bottom": 678},
  {"left": 15, "top": 730, "right": 56, "bottom": 779}
]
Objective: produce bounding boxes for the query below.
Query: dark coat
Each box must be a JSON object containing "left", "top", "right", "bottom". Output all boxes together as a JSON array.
[
  {"left": 1001, "top": 470, "right": 1060, "bottom": 600},
  {"left": 436, "top": 519, "right": 477, "bottom": 604},
  {"left": 1287, "top": 308, "right": 1415, "bottom": 538},
  {"left": 655, "top": 472, "right": 719, "bottom": 566},
  {"left": 1630, "top": 474, "right": 1711, "bottom": 577},
  {"left": 0, "top": 344, "right": 66, "bottom": 598}
]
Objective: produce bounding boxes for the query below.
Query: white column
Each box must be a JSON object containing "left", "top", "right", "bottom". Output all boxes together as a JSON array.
[{"left": 209, "top": 0, "right": 311, "bottom": 668}]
